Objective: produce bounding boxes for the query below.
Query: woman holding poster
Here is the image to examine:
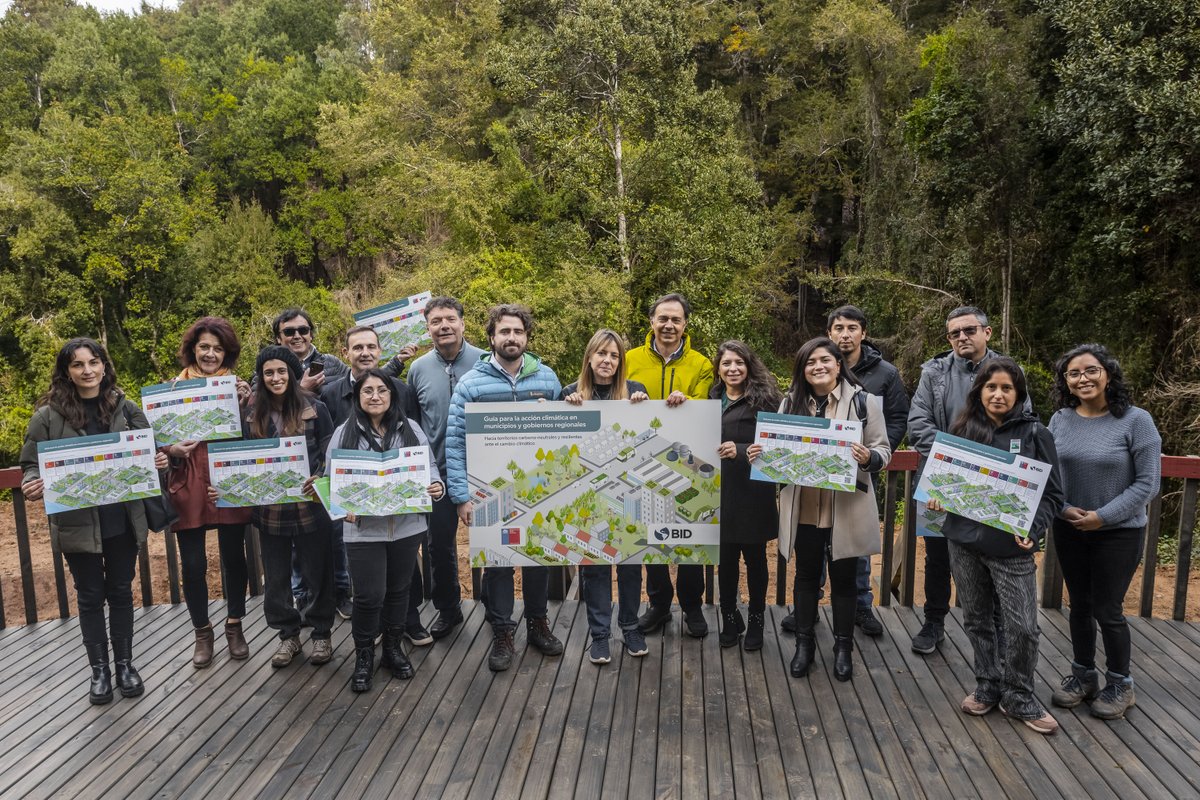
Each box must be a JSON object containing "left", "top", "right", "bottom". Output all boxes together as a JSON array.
[
  {"left": 711, "top": 341, "right": 781, "bottom": 651},
  {"left": 20, "top": 338, "right": 164, "bottom": 704},
  {"left": 165, "top": 316, "right": 254, "bottom": 668},
  {"left": 749, "top": 337, "right": 889, "bottom": 682},
  {"left": 1048, "top": 344, "right": 1160, "bottom": 720},
  {"left": 213, "top": 346, "right": 336, "bottom": 668},
  {"left": 560, "top": 329, "right": 651, "bottom": 665},
  {"left": 328, "top": 369, "right": 443, "bottom": 692},
  {"left": 925, "top": 357, "right": 1064, "bottom": 735}
]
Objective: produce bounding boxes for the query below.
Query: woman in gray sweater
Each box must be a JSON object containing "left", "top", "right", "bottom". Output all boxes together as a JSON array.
[{"left": 1048, "top": 344, "right": 1161, "bottom": 720}]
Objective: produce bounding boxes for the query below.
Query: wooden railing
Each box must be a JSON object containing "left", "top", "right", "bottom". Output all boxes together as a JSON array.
[{"left": 4, "top": 453, "right": 1198, "bottom": 627}]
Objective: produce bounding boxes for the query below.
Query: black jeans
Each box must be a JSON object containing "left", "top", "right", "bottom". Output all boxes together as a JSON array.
[
  {"left": 646, "top": 563, "right": 705, "bottom": 612},
  {"left": 426, "top": 493, "right": 462, "bottom": 612},
  {"left": 261, "top": 530, "right": 334, "bottom": 640},
  {"left": 346, "top": 536, "right": 422, "bottom": 648},
  {"left": 718, "top": 542, "right": 768, "bottom": 613},
  {"left": 792, "top": 525, "right": 856, "bottom": 638},
  {"left": 923, "top": 535, "right": 952, "bottom": 624},
  {"left": 63, "top": 531, "right": 139, "bottom": 647},
  {"left": 481, "top": 566, "right": 549, "bottom": 633},
  {"left": 177, "top": 524, "right": 249, "bottom": 628},
  {"left": 1053, "top": 520, "right": 1143, "bottom": 677}
]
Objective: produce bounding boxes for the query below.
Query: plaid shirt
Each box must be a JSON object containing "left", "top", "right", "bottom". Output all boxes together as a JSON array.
[{"left": 250, "top": 398, "right": 333, "bottom": 537}]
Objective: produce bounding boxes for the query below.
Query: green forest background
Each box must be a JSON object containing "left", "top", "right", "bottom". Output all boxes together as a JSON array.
[{"left": 1, "top": 0, "right": 1198, "bottom": 465}]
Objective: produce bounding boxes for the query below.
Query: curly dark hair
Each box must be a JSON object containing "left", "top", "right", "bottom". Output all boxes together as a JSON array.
[
  {"left": 178, "top": 316, "right": 241, "bottom": 370},
  {"left": 710, "top": 340, "right": 782, "bottom": 412},
  {"left": 1052, "top": 343, "right": 1131, "bottom": 417},
  {"left": 40, "top": 338, "right": 121, "bottom": 430}
]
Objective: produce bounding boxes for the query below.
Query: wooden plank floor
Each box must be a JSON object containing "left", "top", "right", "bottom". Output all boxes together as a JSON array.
[{"left": 1, "top": 599, "right": 1199, "bottom": 799}]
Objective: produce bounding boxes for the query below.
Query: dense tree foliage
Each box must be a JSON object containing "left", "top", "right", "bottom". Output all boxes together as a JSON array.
[{"left": 1, "top": 0, "right": 1198, "bottom": 461}]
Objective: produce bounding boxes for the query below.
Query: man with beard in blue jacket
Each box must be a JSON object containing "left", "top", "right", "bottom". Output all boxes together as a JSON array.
[{"left": 445, "top": 304, "right": 565, "bottom": 671}]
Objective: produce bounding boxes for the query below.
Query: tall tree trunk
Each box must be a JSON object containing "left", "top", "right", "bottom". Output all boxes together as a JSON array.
[
  {"left": 612, "top": 70, "right": 630, "bottom": 274},
  {"left": 1002, "top": 225, "right": 1013, "bottom": 352}
]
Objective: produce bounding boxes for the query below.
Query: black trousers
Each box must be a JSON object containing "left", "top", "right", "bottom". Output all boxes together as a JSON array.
[
  {"left": 792, "top": 525, "right": 856, "bottom": 638},
  {"left": 63, "top": 531, "right": 139, "bottom": 647},
  {"left": 1054, "top": 521, "right": 1143, "bottom": 677},
  {"left": 426, "top": 493, "right": 462, "bottom": 612},
  {"left": 718, "top": 541, "right": 768, "bottom": 613},
  {"left": 646, "top": 563, "right": 705, "bottom": 612},
  {"left": 923, "top": 535, "right": 952, "bottom": 623},
  {"left": 176, "top": 524, "right": 249, "bottom": 628},
  {"left": 346, "top": 536, "right": 422, "bottom": 648},
  {"left": 261, "top": 530, "right": 335, "bottom": 640}
]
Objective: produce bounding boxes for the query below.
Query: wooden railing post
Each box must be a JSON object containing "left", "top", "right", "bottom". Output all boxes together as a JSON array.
[
  {"left": 1040, "top": 529, "right": 1064, "bottom": 609},
  {"left": 880, "top": 471, "right": 898, "bottom": 608},
  {"left": 52, "top": 547, "right": 69, "bottom": 619},
  {"left": 775, "top": 552, "right": 788, "bottom": 606},
  {"left": 245, "top": 525, "right": 263, "bottom": 597},
  {"left": 900, "top": 470, "right": 917, "bottom": 607},
  {"left": 1140, "top": 494, "right": 1162, "bottom": 618},
  {"left": 138, "top": 546, "right": 154, "bottom": 608},
  {"left": 165, "top": 529, "right": 181, "bottom": 604},
  {"left": 13, "top": 489, "right": 38, "bottom": 624},
  {"left": 1173, "top": 477, "right": 1197, "bottom": 621}
]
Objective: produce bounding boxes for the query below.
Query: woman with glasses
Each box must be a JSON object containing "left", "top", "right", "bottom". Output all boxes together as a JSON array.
[
  {"left": 164, "top": 316, "right": 254, "bottom": 668},
  {"left": 711, "top": 341, "right": 782, "bottom": 651},
  {"left": 20, "top": 338, "right": 165, "bottom": 703},
  {"left": 925, "top": 357, "right": 1064, "bottom": 735},
  {"left": 1048, "top": 344, "right": 1160, "bottom": 720},
  {"left": 560, "top": 329, "right": 651, "bottom": 665},
  {"left": 329, "top": 369, "right": 443, "bottom": 692}
]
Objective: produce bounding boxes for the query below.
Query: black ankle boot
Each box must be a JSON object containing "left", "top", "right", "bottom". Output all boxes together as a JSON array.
[
  {"left": 790, "top": 632, "right": 816, "bottom": 677},
  {"left": 111, "top": 638, "right": 144, "bottom": 698},
  {"left": 351, "top": 645, "right": 374, "bottom": 692},
  {"left": 719, "top": 608, "right": 744, "bottom": 648},
  {"left": 833, "top": 635, "right": 854, "bottom": 682},
  {"left": 381, "top": 628, "right": 414, "bottom": 679},
  {"left": 85, "top": 642, "right": 114, "bottom": 705},
  {"left": 744, "top": 610, "right": 765, "bottom": 652}
]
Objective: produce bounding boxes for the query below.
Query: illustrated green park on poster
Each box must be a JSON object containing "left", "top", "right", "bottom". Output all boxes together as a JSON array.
[
  {"left": 464, "top": 400, "right": 722, "bottom": 568},
  {"left": 36, "top": 430, "right": 161, "bottom": 515},
  {"left": 353, "top": 292, "right": 434, "bottom": 362}
]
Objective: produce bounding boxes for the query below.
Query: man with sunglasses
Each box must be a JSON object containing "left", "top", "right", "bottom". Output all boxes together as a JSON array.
[
  {"left": 907, "top": 305, "right": 1030, "bottom": 655},
  {"left": 273, "top": 308, "right": 348, "bottom": 393},
  {"left": 406, "top": 297, "right": 484, "bottom": 639}
]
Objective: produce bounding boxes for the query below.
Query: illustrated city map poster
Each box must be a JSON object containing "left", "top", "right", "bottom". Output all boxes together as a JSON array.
[
  {"left": 141, "top": 376, "right": 242, "bottom": 447},
  {"left": 207, "top": 437, "right": 311, "bottom": 507},
  {"left": 464, "top": 400, "right": 722, "bottom": 568},
  {"left": 749, "top": 412, "right": 862, "bottom": 492},
  {"left": 353, "top": 292, "right": 434, "bottom": 362},
  {"left": 37, "top": 430, "right": 161, "bottom": 515},
  {"left": 914, "top": 431, "right": 1051, "bottom": 539},
  {"left": 329, "top": 446, "right": 432, "bottom": 517}
]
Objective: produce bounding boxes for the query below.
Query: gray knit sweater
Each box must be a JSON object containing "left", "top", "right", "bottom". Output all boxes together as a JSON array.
[{"left": 1048, "top": 406, "right": 1161, "bottom": 530}]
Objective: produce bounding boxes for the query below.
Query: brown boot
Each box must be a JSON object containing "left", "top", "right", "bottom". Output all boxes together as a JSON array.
[
  {"left": 225, "top": 620, "right": 249, "bottom": 660},
  {"left": 193, "top": 624, "right": 215, "bottom": 668}
]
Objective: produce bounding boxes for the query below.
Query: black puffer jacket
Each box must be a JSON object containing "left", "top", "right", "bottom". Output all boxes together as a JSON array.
[{"left": 940, "top": 412, "right": 1064, "bottom": 558}]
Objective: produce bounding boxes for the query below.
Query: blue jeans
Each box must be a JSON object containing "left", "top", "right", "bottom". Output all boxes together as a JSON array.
[
  {"left": 947, "top": 541, "right": 1044, "bottom": 719},
  {"left": 481, "top": 566, "right": 549, "bottom": 632},
  {"left": 580, "top": 565, "right": 642, "bottom": 641}
]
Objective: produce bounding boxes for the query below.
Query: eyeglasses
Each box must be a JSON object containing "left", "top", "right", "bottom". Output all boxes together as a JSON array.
[
  {"left": 361, "top": 387, "right": 391, "bottom": 398},
  {"left": 281, "top": 326, "right": 311, "bottom": 338},
  {"left": 946, "top": 325, "right": 980, "bottom": 340},
  {"left": 1065, "top": 366, "right": 1104, "bottom": 382}
]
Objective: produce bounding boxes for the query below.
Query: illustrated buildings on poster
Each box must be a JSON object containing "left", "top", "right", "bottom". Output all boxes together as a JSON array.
[{"left": 469, "top": 417, "right": 719, "bottom": 568}]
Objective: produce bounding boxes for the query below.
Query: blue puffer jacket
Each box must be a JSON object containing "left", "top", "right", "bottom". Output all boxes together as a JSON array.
[{"left": 445, "top": 352, "right": 561, "bottom": 504}]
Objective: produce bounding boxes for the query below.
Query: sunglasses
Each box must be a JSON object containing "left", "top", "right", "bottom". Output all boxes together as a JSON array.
[
  {"left": 281, "top": 326, "right": 311, "bottom": 338},
  {"left": 946, "top": 325, "right": 980, "bottom": 340}
]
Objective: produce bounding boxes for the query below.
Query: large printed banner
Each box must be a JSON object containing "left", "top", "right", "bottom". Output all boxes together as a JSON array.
[
  {"left": 141, "top": 376, "right": 242, "bottom": 447},
  {"left": 749, "top": 412, "right": 861, "bottom": 492},
  {"left": 353, "top": 292, "right": 433, "bottom": 362},
  {"left": 330, "top": 446, "right": 433, "bottom": 516},
  {"left": 914, "top": 431, "right": 1051, "bottom": 539},
  {"left": 37, "top": 430, "right": 160, "bottom": 515},
  {"left": 465, "top": 400, "right": 721, "bottom": 567},
  {"left": 208, "top": 437, "right": 311, "bottom": 507}
]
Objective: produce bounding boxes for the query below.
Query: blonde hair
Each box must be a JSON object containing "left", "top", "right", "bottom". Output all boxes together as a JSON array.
[{"left": 576, "top": 329, "right": 630, "bottom": 400}]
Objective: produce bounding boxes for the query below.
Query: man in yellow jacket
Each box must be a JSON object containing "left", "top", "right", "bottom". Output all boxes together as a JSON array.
[{"left": 626, "top": 293, "right": 716, "bottom": 637}]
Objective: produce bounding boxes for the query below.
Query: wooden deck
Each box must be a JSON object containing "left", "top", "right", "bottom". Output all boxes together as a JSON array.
[{"left": 1, "top": 599, "right": 1199, "bottom": 799}]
